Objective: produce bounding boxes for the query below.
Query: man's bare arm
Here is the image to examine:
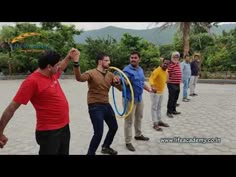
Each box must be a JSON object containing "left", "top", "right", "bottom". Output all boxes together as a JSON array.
[{"left": 0, "top": 101, "right": 21, "bottom": 134}]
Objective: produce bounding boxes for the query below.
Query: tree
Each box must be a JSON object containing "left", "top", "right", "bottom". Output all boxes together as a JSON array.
[
  {"left": 81, "top": 33, "right": 160, "bottom": 73},
  {"left": 159, "top": 44, "right": 175, "bottom": 58},
  {"left": 40, "top": 23, "right": 81, "bottom": 56},
  {"left": 82, "top": 36, "right": 119, "bottom": 69},
  {"left": 0, "top": 23, "right": 82, "bottom": 74},
  {"left": 0, "top": 25, "right": 18, "bottom": 75},
  {"left": 158, "top": 22, "right": 216, "bottom": 57},
  {"left": 40, "top": 22, "right": 62, "bottom": 31},
  {"left": 190, "top": 33, "right": 214, "bottom": 51}
]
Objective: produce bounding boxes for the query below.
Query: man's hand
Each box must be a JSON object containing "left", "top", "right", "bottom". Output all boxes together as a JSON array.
[
  {"left": 69, "top": 48, "right": 80, "bottom": 62},
  {"left": 113, "top": 75, "right": 121, "bottom": 85},
  {"left": 0, "top": 134, "right": 8, "bottom": 148},
  {"left": 151, "top": 87, "right": 157, "bottom": 93}
]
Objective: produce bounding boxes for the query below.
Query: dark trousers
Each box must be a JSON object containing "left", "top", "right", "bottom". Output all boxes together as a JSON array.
[
  {"left": 87, "top": 103, "right": 118, "bottom": 155},
  {"left": 167, "top": 83, "right": 180, "bottom": 113},
  {"left": 35, "top": 124, "right": 70, "bottom": 155}
]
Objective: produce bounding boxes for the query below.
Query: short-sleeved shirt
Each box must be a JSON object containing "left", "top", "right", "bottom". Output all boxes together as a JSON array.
[
  {"left": 13, "top": 69, "right": 69, "bottom": 131},
  {"left": 123, "top": 64, "right": 145, "bottom": 103}
]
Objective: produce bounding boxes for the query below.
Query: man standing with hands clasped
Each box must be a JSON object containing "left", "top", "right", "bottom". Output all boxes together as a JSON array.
[
  {"left": 149, "top": 58, "right": 170, "bottom": 131},
  {"left": 123, "top": 51, "right": 152, "bottom": 152}
]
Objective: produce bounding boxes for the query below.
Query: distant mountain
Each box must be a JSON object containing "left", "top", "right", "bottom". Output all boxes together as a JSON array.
[{"left": 74, "top": 24, "right": 236, "bottom": 45}]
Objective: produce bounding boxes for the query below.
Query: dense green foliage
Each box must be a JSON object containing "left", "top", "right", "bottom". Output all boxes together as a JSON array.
[{"left": 1, "top": 22, "right": 236, "bottom": 78}]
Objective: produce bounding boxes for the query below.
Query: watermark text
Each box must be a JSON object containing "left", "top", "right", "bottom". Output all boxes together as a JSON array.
[{"left": 160, "top": 137, "right": 221, "bottom": 144}]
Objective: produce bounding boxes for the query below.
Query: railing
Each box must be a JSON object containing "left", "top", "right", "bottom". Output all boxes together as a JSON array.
[
  {"left": 1, "top": 71, "right": 236, "bottom": 84},
  {"left": 0, "top": 74, "right": 76, "bottom": 80},
  {"left": 200, "top": 71, "right": 236, "bottom": 79}
]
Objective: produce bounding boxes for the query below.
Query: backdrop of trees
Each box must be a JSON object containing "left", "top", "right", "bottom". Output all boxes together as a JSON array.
[{"left": 1, "top": 22, "right": 236, "bottom": 78}]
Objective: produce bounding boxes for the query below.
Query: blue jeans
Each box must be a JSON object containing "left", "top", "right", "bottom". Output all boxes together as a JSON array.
[
  {"left": 87, "top": 103, "right": 118, "bottom": 155},
  {"left": 183, "top": 78, "right": 190, "bottom": 98}
]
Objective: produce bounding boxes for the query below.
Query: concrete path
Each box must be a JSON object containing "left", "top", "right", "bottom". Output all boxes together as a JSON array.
[{"left": 0, "top": 79, "right": 235, "bottom": 155}]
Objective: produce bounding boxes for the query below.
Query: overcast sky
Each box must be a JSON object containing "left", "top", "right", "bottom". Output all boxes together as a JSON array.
[
  {"left": 62, "top": 22, "right": 159, "bottom": 31},
  {"left": 0, "top": 22, "right": 160, "bottom": 31},
  {"left": 64, "top": 22, "right": 234, "bottom": 31},
  {"left": 0, "top": 22, "right": 234, "bottom": 31}
]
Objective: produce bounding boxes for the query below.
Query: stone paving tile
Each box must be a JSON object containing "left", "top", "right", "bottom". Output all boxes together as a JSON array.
[{"left": 0, "top": 80, "right": 236, "bottom": 155}]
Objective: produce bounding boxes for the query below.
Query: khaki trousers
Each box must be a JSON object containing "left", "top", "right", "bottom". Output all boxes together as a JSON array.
[{"left": 124, "top": 99, "right": 144, "bottom": 144}]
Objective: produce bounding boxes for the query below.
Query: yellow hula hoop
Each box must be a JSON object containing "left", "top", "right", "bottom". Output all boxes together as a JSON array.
[{"left": 109, "top": 66, "right": 134, "bottom": 119}]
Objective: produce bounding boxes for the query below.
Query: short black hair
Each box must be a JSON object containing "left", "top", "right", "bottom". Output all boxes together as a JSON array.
[
  {"left": 130, "top": 51, "right": 140, "bottom": 58},
  {"left": 184, "top": 54, "right": 190, "bottom": 58},
  {"left": 163, "top": 58, "right": 170, "bottom": 62},
  {"left": 38, "top": 50, "right": 61, "bottom": 69},
  {"left": 95, "top": 52, "right": 108, "bottom": 64}
]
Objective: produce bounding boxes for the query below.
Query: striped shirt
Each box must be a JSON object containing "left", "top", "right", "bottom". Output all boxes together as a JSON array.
[{"left": 168, "top": 61, "right": 182, "bottom": 84}]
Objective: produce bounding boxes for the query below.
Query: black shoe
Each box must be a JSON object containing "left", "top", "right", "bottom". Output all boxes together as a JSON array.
[
  {"left": 134, "top": 135, "right": 149, "bottom": 141},
  {"left": 101, "top": 147, "right": 118, "bottom": 155},
  {"left": 158, "top": 121, "right": 170, "bottom": 127},
  {"left": 172, "top": 111, "right": 181, "bottom": 115},
  {"left": 189, "top": 94, "right": 194, "bottom": 96},
  {"left": 126, "top": 143, "right": 136, "bottom": 151},
  {"left": 166, "top": 112, "right": 173, "bottom": 118},
  {"left": 153, "top": 124, "right": 163, "bottom": 131},
  {"left": 176, "top": 103, "right": 180, "bottom": 107},
  {"left": 193, "top": 93, "right": 198, "bottom": 96}
]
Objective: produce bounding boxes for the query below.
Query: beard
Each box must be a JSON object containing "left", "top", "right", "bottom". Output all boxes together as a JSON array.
[
  {"left": 103, "top": 65, "right": 109, "bottom": 69},
  {"left": 131, "top": 61, "right": 137, "bottom": 67},
  {"left": 162, "top": 67, "right": 167, "bottom": 70}
]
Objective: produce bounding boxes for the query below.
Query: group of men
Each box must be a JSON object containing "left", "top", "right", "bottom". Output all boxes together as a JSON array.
[
  {"left": 149, "top": 51, "right": 200, "bottom": 131},
  {"left": 0, "top": 48, "right": 200, "bottom": 155}
]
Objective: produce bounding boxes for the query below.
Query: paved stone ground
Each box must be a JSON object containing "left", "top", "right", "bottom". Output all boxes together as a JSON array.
[{"left": 0, "top": 79, "right": 236, "bottom": 155}]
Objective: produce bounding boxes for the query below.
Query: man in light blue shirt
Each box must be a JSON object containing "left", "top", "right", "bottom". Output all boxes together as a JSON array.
[{"left": 180, "top": 54, "right": 191, "bottom": 102}]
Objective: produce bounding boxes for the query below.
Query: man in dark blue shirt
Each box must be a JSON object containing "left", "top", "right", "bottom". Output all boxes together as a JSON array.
[
  {"left": 122, "top": 51, "right": 152, "bottom": 152},
  {"left": 189, "top": 53, "right": 200, "bottom": 96}
]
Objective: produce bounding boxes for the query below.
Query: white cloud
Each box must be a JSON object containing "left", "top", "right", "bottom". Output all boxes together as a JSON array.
[
  {"left": 62, "top": 22, "right": 157, "bottom": 31},
  {"left": 0, "top": 22, "right": 159, "bottom": 31},
  {"left": 1, "top": 22, "right": 235, "bottom": 31}
]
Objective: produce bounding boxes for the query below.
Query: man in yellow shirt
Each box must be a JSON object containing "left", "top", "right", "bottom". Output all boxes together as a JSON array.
[{"left": 149, "top": 58, "right": 170, "bottom": 131}]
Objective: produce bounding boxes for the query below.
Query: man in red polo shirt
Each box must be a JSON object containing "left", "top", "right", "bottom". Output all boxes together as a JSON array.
[{"left": 0, "top": 48, "right": 79, "bottom": 155}]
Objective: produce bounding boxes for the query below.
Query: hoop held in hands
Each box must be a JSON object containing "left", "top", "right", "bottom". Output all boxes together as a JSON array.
[{"left": 109, "top": 66, "right": 134, "bottom": 119}]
